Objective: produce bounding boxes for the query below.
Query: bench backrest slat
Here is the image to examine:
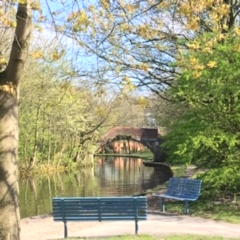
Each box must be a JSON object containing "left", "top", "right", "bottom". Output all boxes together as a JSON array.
[
  {"left": 52, "top": 197, "right": 147, "bottom": 222},
  {"left": 166, "top": 178, "right": 202, "bottom": 199}
]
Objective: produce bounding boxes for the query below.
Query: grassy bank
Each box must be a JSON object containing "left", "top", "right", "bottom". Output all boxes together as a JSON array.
[{"left": 95, "top": 151, "right": 153, "bottom": 160}]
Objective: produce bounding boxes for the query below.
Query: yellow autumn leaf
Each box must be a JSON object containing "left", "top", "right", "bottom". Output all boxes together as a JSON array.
[
  {"left": 217, "top": 33, "right": 227, "bottom": 41},
  {"left": 31, "top": 2, "right": 41, "bottom": 11},
  {"left": 18, "top": 0, "right": 27, "bottom": 4},
  {"left": 120, "top": 22, "right": 129, "bottom": 32},
  {"left": 189, "top": 57, "right": 199, "bottom": 65},
  {"left": 179, "top": 3, "right": 191, "bottom": 15},
  {"left": 122, "top": 76, "right": 136, "bottom": 91},
  {"left": 188, "top": 17, "right": 200, "bottom": 30},
  {"left": 193, "top": 71, "right": 202, "bottom": 79},
  {"left": 207, "top": 61, "right": 217, "bottom": 68},
  {"left": 0, "top": 57, "right": 7, "bottom": 65},
  {"left": 78, "top": 11, "right": 89, "bottom": 24},
  {"left": 97, "top": 107, "right": 106, "bottom": 117},
  {"left": 234, "top": 27, "right": 240, "bottom": 36},
  {"left": 10, "top": 21, "right": 17, "bottom": 28},
  {"left": 139, "top": 63, "right": 149, "bottom": 71},
  {"left": 30, "top": 51, "right": 45, "bottom": 59},
  {"left": 189, "top": 57, "right": 205, "bottom": 71},
  {"left": 138, "top": 97, "right": 149, "bottom": 108},
  {"left": 116, "top": 66, "right": 121, "bottom": 75},
  {"left": 188, "top": 41, "right": 200, "bottom": 50},
  {"left": 126, "top": 3, "right": 140, "bottom": 13},
  {"left": 100, "top": 0, "right": 110, "bottom": 9},
  {"left": 233, "top": 44, "right": 240, "bottom": 52},
  {"left": 217, "top": 4, "right": 230, "bottom": 16},
  {"left": 52, "top": 50, "right": 65, "bottom": 61}
]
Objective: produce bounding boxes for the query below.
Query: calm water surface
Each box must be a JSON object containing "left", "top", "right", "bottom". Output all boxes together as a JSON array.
[{"left": 19, "top": 157, "right": 171, "bottom": 218}]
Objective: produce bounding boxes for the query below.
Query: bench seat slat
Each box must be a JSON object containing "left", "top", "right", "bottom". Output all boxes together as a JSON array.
[{"left": 155, "top": 194, "right": 199, "bottom": 201}]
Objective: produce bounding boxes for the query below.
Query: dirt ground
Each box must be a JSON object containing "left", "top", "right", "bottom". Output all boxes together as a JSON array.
[
  {"left": 21, "top": 166, "right": 240, "bottom": 240},
  {"left": 20, "top": 194, "right": 160, "bottom": 240},
  {"left": 20, "top": 195, "right": 240, "bottom": 240}
]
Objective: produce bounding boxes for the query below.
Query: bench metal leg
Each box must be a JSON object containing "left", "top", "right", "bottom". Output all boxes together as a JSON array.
[
  {"left": 64, "top": 221, "right": 68, "bottom": 238},
  {"left": 135, "top": 219, "right": 138, "bottom": 235},
  {"left": 161, "top": 198, "right": 165, "bottom": 212},
  {"left": 185, "top": 201, "right": 189, "bottom": 215}
]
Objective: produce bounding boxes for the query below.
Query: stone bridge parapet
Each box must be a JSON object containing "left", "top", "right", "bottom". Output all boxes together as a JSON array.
[{"left": 103, "top": 127, "right": 159, "bottom": 141}]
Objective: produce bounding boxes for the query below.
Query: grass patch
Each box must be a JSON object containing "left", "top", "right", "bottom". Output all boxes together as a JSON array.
[
  {"left": 95, "top": 151, "right": 153, "bottom": 160},
  {"left": 166, "top": 235, "right": 240, "bottom": 240},
  {"left": 155, "top": 199, "right": 240, "bottom": 224},
  {"left": 60, "top": 234, "right": 240, "bottom": 240},
  {"left": 193, "top": 200, "right": 240, "bottom": 224},
  {"left": 150, "top": 164, "right": 240, "bottom": 224},
  {"left": 62, "top": 235, "right": 158, "bottom": 240}
]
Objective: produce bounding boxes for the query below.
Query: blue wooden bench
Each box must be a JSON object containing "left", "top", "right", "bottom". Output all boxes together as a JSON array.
[
  {"left": 52, "top": 196, "right": 147, "bottom": 238},
  {"left": 153, "top": 177, "right": 202, "bottom": 214}
]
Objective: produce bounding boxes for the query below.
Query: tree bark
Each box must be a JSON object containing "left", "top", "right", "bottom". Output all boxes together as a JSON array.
[{"left": 0, "top": 2, "right": 32, "bottom": 240}]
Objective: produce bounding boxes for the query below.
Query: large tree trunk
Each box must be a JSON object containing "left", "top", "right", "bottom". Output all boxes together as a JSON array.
[
  {"left": 0, "top": 92, "right": 19, "bottom": 239},
  {"left": 0, "top": 2, "right": 32, "bottom": 240}
]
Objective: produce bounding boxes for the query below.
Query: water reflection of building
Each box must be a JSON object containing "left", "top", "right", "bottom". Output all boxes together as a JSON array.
[
  {"left": 114, "top": 157, "right": 142, "bottom": 169},
  {"left": 112, "top": 140, "right": 146, "bottom": 153}
]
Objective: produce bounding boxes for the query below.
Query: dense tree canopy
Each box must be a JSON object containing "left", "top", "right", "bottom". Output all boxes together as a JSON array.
[
  {"left": 18, "top": 39, "right": 149, "bottom": 170},
  {"left": 165, "top": 33, "right": 240, "bottom": 196}
]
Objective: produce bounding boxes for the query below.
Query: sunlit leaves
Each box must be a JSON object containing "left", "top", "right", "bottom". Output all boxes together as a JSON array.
[
  {"left": 138, "top": 96, "right": 149, "bottom": 109},
  {"left": 121, "top": 76, "right": 136, "bottom": 92},
  {"left": 0, "top": 2, "right": 16, "bottom": 28},
  {"left": 31, "top": 1, "right": 41, "bottom": 11},
  {"left": 51, "top": 50, "right": 65, "bottom": 61},
  {"left": 100, "top": 0, "right": 110, "bottom": 9},
  {"left": 165, "top": 33, "right": 240, "bottom": 195},
  {"left": 30, "top": 50, "right": 45, "bottom": 59},
  {"left": 18, "top": 0, "right": 27, "bottom": 3},
  {"left": 207, "top": 60, "right": 217, "bottom": 68},
  {"left": 68, "top": 10, "right": 90, "bottom": 32},
  {"left": 188, "top": 17, "right": 200, "bottom": 30},
  {"left": 0, "top": 57, "right": 7, "bottom": 65},
  {"left": 179, "top": 0, "right": 231, "bottom": 32}
]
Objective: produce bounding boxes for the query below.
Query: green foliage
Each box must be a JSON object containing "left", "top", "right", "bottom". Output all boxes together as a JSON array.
[
  {"left": 19, "top": 47, "right": 107, "bottom": 168},
  {"left": 164, "top": 34, "right": 240, "bottom": 197},
  {"left": 18, "top": 40, "right": 149, "bottom": 171},
  {"left": 193, "top": 199, "right": 240, "bottom": 224}
]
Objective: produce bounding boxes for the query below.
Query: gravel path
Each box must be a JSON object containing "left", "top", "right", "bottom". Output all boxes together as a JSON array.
[{"left": 20, "top": 195, "right": 240, "bottom": 240}]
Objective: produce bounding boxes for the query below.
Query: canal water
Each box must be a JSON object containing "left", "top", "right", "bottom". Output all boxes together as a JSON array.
[{"left": 19, "top": 157, "right": 172, "bottom": 218}]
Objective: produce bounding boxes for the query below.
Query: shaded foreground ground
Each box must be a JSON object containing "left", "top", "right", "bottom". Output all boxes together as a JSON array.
[
  {"left": 21, "top": 195, "right": 240, "bottom": 240},
  {"left": 21, "top": 212, "right": 240, "bottom": 240}
]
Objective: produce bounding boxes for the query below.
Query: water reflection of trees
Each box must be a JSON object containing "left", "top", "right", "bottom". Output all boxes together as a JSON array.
[
  {"left": 96, "top": 157, "right": 172, "bottom": 195},
  {"left": 141, "top": 166, "right": 173, "bottom": 190},
  {"left": 20, "top": 168, "right": 98, "bottom": 218},
  {"left": 19, "top": 157, "right": 172, "bottom": 218}
]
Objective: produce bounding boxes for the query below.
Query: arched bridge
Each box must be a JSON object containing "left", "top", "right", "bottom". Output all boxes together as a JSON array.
[{"left": 99, "top": 127, "right": 166, "bottom": 162}]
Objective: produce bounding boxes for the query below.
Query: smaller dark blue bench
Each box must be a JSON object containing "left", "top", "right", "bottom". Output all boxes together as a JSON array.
[
  {"left": 52, "top": 196, "right": 147, "bottom": 238},
  {"left": 153, "top": 177, "right": 202, "bottom": 214}
]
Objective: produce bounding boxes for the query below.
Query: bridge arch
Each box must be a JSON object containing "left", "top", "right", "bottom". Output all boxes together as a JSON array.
[{"left": 99, "top": 127, "right": 166, "bottom": 162}]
